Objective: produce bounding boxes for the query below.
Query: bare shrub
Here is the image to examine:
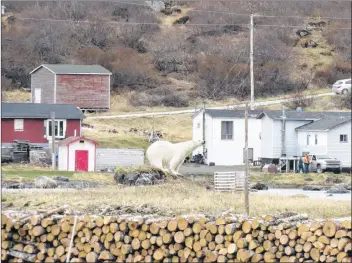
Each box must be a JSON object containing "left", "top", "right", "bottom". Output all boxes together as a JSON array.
[
  {"left": 1, "top": 76, "right": 14, "bottom": 90},
  {"left": 283, "top": 89, "right": 315, "bottom": 110},
  {"left": 315, "top": 61, "right": 352, "bottom": 85},
  {"left": 129, "top": 87, "right": 189, "bottom": 108},
  {"left": 332, "top": 94, "right": 352, "bottom": 110}
]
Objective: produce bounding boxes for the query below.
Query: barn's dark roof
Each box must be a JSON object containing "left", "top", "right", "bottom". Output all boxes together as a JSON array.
[
  {"left": 204, "top": 109, "right": 263, "bottom": 118},
  {"left": 295, "top": 116, "right": 351, "bottom": 131},
  {"left": 30, "top": 64, "right": 112, "bottom": 75},
  {"left": 1, "top": 103, "right": 84, "bottom": 119}
]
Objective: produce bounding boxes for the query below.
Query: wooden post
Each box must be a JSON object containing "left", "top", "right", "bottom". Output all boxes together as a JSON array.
[
  {"left": 202, "top": 100, "right": 206, "bottom": 159},
  {"left": 244, "top": 103, "right": 249, "bottom": 215},
  {"left": 51, "top": 111, "right": 56, "bottom": 170}
]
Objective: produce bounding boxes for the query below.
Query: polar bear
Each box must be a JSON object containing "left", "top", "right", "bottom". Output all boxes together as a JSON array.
[{"left": 146, "top": 140, "right": 205, "bottom": 177}]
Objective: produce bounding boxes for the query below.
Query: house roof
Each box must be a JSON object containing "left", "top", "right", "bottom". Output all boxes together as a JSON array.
[
  {"left": 295, "top": 116, "right": 351, "bottom": 131},
  {"left": 257, "top": 111, "right": 351, "bottom": 121},
  {"left": 1, "top": 103, "right": 85, "bottom": 119},
  {"left": 204, "top": 109, "right": 264, "bottom": 118},
  {"left": 192, "top": 109, "right": 264, "bottom": 119},
  {"left": 30, "top": 64, "right": 112, "bottom": 75},
  {"left": 58, "top": 136, "right": 98, "bottom": 146}
]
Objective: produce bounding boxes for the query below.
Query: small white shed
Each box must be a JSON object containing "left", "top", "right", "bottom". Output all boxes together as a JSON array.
[{"left": 58, "top": 136, "right": 98, "bottom": 172}]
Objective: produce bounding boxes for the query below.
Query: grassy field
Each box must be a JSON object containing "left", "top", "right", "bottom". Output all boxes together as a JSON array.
[
  {"left": 2, "top": 180, "right": 350, "bottom": 219},
  {"left": 2, "top": 165, "right": 351, "bottom": 218}
]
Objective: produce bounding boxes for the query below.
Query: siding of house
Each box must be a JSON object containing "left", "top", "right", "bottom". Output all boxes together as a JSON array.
[
  {"left": 271, "top": 120, "right": 311, "bottom": 158},
  {"left": 1, "top": 119, "right": 47, "bottom": 143},
  {"left": 56, "top": 75, "right": 110, "bottom": 109},
  {"left": 192, "top": 112, "right": 204, "bottom": 156},
  {"left": 327, "top": 121, "right": 352, "bottom": 167},
  {"left": 297, "top": 131, "right": 328, "bottom": 156},
  {"left": 208, "top": 118, "right": 261, "bottom": 165},
  {"left": 31, "top": 67, "right": 55, "bottom": 103},
  {"left": 58, "top": 145, "right": 68, "bottom": 170},
  {"left": 260, "top": 115, "right": 274, "bottom": 158},
  {"left": 1, "top": 119, "right": 81, "bottom": 144}
]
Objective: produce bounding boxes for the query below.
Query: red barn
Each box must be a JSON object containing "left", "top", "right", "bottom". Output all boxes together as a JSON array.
[
  {"left": 1, "top": 103, "right": 84, "bottom": 147},
  {"left": 30, "top": 64, "right": 112, "bottom": 111}
]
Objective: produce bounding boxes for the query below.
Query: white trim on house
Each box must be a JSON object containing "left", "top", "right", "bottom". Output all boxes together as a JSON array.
[
  {"left": 14, "top": 119, "right": 24, "bottom": 131},
  {"left": 44, "top": 119, "right": 67, "bottom": 139},
  {"left": 29, "top": 65, "right": 56, "bottom": 74}
]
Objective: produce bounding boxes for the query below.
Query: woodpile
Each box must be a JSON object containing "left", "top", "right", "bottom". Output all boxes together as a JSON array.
[{"left": 1, "top": 210, "right": 351, "bottom": 263}]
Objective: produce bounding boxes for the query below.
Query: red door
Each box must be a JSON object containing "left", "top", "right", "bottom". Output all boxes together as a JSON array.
[{"left": 75, "top": 150, "right": 88, "bottom": 172}]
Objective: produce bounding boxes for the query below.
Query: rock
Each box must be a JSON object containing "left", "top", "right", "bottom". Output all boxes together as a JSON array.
[
  {"left": 173, "top": 16, "right": 189, "bottom": 24},
  {"left": 304, "top": 177, "right": 313, "bottom": 182},
  {"left": 303, "top": 40, "right": 318, "bottom": 48},
  {"left": 303, "top": 185, "right": 323, "bottom": 191},
  {"left": 296, "top": 29, "right": 310, "bottom": 37},
  {"left": 325, "top": 177, "right": 343, "bottom": 184},
  {"left": 326, "top": 184, "right": 350, "bottom": 194},
  {"left": 114, "top": 170, "right": 165, "bottom": 186},
  {"left": 54, "top": 176, "right": 70, "bottom": 182},
  {"left": 251, "top": 182, "right": 268, "bottom": 190},
  {"left": 34, "top": 176, "right": 58, "bottom": 189}
]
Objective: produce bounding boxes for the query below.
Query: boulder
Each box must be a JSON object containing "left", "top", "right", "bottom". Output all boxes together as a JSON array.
[
  {"left": 34, "top": 176, "right": 58, "bottom": 189},
  {"left": 114, "top": 170, "right": 165, "bottom": 186},
  {"left": 296, "top": 30, "right": 310, "bottom": 37},
  {"left": 326, "top": 184, "right": 350, "bottom": 194},
  {"left": 304, "top": 177, "right": 313, "bottom": 182},
  {"left": 303, "top": 185, "right": 323, "bottom": 191},
  {"left": 54, "top": 176, "right": 70, "bottom": 182},
  {"left": 251, "top": 182, "right": 268, "bottom": 190}
]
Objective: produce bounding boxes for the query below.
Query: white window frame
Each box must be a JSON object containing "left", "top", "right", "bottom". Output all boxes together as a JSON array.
[
  {"left": 340, "top": 134, "right": 348, "bottom": 143},
  {"left": 14, "top": 119, "right": 24, "bottom": 131},
  {"left": 45, "top": 119, "right": 67, "bottom": 138},
  {"left": 221, "top": 121, "right": 233, "bottom": 140}
]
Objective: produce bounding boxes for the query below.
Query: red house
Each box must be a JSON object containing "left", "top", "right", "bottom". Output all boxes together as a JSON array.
[
  {"left": 1, "top": 103, "right": 84, "bottom": 147},
  {"left": 30, "top": 64, "right": 112, "bottom": 111}
]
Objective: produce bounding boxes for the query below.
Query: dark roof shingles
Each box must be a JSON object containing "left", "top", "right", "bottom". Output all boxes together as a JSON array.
[
  {"left": 1, "top": 103, "right": 84, "bottom": 119},
  {"left": 295, "top": 116, "right": 351, "bottom": 131}
]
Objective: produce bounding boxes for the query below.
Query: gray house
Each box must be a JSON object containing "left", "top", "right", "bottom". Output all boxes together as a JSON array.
[{"left": 30, "top": 64, "right": 112, "bottom": 111}]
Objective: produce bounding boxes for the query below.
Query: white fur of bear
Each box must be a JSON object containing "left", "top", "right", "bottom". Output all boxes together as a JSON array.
[{"left": 146, "top": 140, "right": 205, "bottom": 177}]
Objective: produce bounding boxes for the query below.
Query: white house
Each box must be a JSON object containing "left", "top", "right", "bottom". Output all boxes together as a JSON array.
[
  {"left": 257, "top": 111, "right": 351, "bottom": 164},
  {"left": 296, "top": 116, "right": 351, "bottom": 168},
  {"left": 192, "top": 109, "right": 262, "bottom": 166},
  {"left": 192, "top": 109, "right": 351, "bottom": 167},
  {"left": 1, "top": 5, "right": 5, "bottom": 15},
  {"left": 58, "top": 136, "right": 98, "bottom": 172}
]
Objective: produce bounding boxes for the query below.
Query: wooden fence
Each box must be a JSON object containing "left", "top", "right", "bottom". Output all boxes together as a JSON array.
[{"left": 214, "top": 171, "right": 250, "bottom": 192}]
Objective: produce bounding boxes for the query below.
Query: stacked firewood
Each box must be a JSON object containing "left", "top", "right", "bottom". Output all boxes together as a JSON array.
[{"left": 1, "top": 210, "right": 351, "bottom": 263}]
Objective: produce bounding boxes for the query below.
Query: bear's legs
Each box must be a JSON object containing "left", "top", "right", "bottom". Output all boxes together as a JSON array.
[
  {"left": 150, "top": 157, "right": 169, "bottom": 174},
  {"left": 169, "top": 157, "right": 183, "bottom": 177}
]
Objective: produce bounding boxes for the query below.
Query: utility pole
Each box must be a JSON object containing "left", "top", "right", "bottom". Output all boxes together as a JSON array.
[
  {"left": 202, "top": 100, "right": 206, "bottom": 158},
  {"left": 51, "top": 111, "right": 56, "bottom": 170},
  {"left": 244, "top": 103, "right": 249, "bottom": 215},
  {"left": 250, "top": 13, "right": 255, "bottom": 110}
]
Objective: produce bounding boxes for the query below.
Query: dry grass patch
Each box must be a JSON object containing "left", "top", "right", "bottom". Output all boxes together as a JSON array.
[
  {"left": 2, "top": 90, "right": 31, "bottom": 102},
  {"left": 2, "top": 180, "right": 350, "bottom": 218}
]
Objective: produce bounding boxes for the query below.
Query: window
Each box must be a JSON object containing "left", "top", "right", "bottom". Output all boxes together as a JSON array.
[
  {"left": 14, "top": 119, "right": 24, "bottom": 131},
  {"left": 346, "top": 80, "right": 351, "bottom": 84},
  {"left": 306, "top": 134, "right": 311, "bottom": 145},
  {"left": 45, "top": 120, "right": 66, "bottom": 138},
  {"left": 340, "top": 134, "right": 348, "bottom": 143},
  {"left": 315, "top": 134, "right": 318, "bottom": 145},
  {"left": 312, "top": 155, "right": 316, "bottom": 161},
  {"left": 221, "top": 121, "right": 233, "bottom": 140}
]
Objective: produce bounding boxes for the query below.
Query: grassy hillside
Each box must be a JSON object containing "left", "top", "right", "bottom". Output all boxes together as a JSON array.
[{"left": 1, "top": 1, "right": 351, "bottom": 106}]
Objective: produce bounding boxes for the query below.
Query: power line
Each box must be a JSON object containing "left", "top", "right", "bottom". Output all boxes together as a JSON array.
[
  {"left": 109, "top": 1, "right": 352, "bottom": 20},
  {"left": 17, "top": 17, "right": 352, "bottom": 30}
]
